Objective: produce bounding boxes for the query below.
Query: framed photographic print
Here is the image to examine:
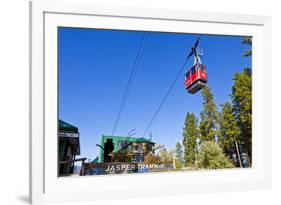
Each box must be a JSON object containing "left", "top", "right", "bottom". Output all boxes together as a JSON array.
[{"left": 30, "top": 1, "right": 272, "bottom": 204}]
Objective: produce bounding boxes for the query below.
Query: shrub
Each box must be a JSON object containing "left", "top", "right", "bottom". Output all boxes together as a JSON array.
[{"left": 198, "top": 141, "right": 234, "bottom": 169}]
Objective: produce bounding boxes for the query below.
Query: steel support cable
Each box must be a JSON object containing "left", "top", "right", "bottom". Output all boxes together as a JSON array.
[
  {"left": 142, "top": 56, "right": 191, "bottom": 137},
  {"left": 112, "top": 32, "right": 148, "bottom": 135}
]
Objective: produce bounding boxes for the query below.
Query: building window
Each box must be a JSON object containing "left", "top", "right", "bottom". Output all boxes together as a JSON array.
[{"left": 134, "top": 145, "right": 139, "bottom": 152}]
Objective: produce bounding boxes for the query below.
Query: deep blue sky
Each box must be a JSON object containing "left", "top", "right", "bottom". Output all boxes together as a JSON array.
[{"left": 58, "top": 27, "right": 251, "bottom": 160}]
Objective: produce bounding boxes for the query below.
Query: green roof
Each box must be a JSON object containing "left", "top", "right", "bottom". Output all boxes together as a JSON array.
[
  {"left": 59, "top": 119, "right": 79, "bottom": 133},
  {"left": 102, "top": 135, "right": 155, "bottom": 144},
  {"left": 134, "top": 137, "right": 155, "bottom": 143}
]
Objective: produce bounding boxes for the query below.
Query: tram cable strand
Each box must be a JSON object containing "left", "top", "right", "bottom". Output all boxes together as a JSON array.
[
  {"left": 142, "top": 55, "right": 191, "bottom": 137},
  {"left": 112, "top": 32, "right": 148, "bottom": 135}
]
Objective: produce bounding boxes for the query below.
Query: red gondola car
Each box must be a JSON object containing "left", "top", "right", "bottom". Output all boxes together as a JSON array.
[
  {"left": 184, "top": 37, "right": 207, "bottom": 94},
  {"left": 185, "top": 63, "right": 207, "bottom": 94}
]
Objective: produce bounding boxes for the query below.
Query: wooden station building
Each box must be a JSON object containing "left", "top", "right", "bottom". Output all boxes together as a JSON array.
[
  {"left": 99, "top": 135, "right": 155, "bottom": 163},
  {"left": 58, "top": 120, "right": 86, "bottom": 176}
]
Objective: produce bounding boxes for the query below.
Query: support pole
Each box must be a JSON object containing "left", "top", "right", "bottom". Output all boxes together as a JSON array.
[{"left": 235, "top": 140, "right": 243, "bottom": 168}]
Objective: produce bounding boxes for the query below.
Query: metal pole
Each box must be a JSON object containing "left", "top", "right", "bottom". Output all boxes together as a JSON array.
[{"left": 235, "top": 140, "right": 243, "bottom": 168}]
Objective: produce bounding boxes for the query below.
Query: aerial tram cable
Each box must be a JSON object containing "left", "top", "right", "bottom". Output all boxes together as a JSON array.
[
  {"left": 142, "top": 56, "right": 190, "bottom": 137},
  {"left": 112, "top": 32, "right": 148, "bottom": 136},
  {"left": 142, "top": 36, "right": 204, "bottom": 137}
]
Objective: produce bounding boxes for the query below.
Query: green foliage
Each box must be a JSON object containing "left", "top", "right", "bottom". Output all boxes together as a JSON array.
[
  {"left": 174, "top": 142, "right": 184, "bottom": 168},
  {"left": 175, "top": 159, "right": 183, "bottom": 169},
  {"left": 197, "top": 141, "right": 234, "bottom": 169},
  {"left": 112, "top": 150, "right": 132, "bottom": 162},
  {"left": 231, "top": 68, "right": 252, "bottom": 163},
  {"left": 182, "top": 112, "right": 198, "bottom": 166},
  {"left": 199, "top": 87, "right": 218, "bottom": 142},
  {"left": 219, "top": 102, "right": 240, "bottom": 156},
  {"left": 144, "top": 153, "right": 161, "bottom": 163},
  {"left": 159, "top": 148, "right": 174, "bottom": 162},
  {"left": 242, "top": 37, "right": 252, "bottom": 45},
  {"left": 242, "top": 50, "right": 252, "bottom": 57},
  {"left": 242, "top": 37, "right": 252, "bottom": 57}
]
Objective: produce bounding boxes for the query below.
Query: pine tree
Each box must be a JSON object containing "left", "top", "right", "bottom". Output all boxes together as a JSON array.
[
  {"left": 219, "top": 102, "right": 242, "bottom": 167},
  {"left": 231, "top": 68, "right": 252, "bottom": 164},
  {"left": 175, "top": 142, "right": 184, "bottom": 168},
  {"left": 199, "top": 86, "right": 218, "bottom": 142},
  {"left": 242, "top": 37, "right": 252, "bottom": 57},
  {"left": 182, "top": 112, "right": 198, "bottom": 166}
]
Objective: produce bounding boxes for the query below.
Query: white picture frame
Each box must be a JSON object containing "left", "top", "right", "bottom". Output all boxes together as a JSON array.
[{"left": 30, "top": 1, "right": 272, "bottom": 204}]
